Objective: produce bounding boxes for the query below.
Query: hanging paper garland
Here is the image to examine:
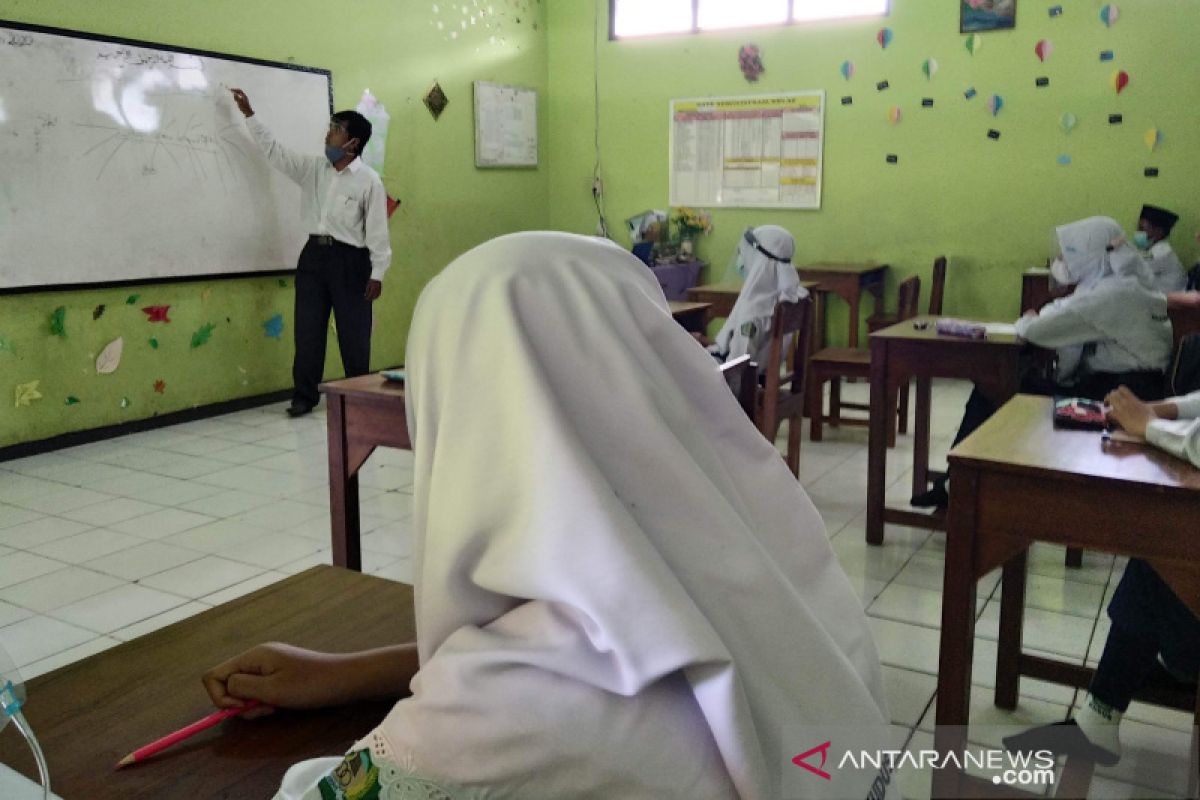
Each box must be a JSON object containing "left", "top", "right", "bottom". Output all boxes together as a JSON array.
[
  {"left": 876, "top": 28, "right": 893, "bottom": 49},
  {"left": 888, "top": 106, "right": 902, "bottom": 124},
  {"left": 1035, "top": 39, "right": 1053, "bottom": 62},
  {"left": 1060, "top": 112, "right": 1078, "bottom": 133},
  {"left": 1112, "top": 70, "right": 1129, "bottom": 94},
  {"left": 1144, "top": 128, "right": 1162, "bottom": 152},
  {"left": 1057, "top": 155, "right": 1072, "bottom": 166},
  {"left": 965, "top": 34, "right": 982, "bottom": 55},
  {"left": 840, "top": 60, "right": 855, "bottom": 80},
  {"left": 921, "top": 58, "right": 938, "bottom": 79},
  {"left": 1100, "top": 4, "right": 1119, "bottom": 27},
  {"left": 987, "top": 95, "right": 1004, "bottom": 116}
]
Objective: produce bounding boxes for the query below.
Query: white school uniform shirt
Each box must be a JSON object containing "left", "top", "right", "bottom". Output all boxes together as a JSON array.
[
  {"left": 1145, "top": 240, "right": 1187, "bottom": 294},
  {"left": 1146, "top": 391, "right": 1200, "bottom": 468},
  {"left": 710, "top": 225, "right": 806, "bottom": 369},
  {"left": 277, "top": 232, "right": 894, "bottom": 800},
  {"left": 1023, "top": 217, "right": 1172, "bottom": 380},
  {"left": 244, "top": 115, "right": 392, "bottom": 281}
]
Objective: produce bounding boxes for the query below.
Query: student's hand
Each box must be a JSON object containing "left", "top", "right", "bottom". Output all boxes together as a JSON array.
[
  {"left": 1104, "top": 386, "right": 1156, "bottom": 439},
  {"left": 364, "top": 279, "right": 383, "bottom": 301},
  {"left": 202, "top": 642, "right": 351, "bottom": 716},
  {"left": 230, "top": 88, "right": 254, "bottom": 118}
]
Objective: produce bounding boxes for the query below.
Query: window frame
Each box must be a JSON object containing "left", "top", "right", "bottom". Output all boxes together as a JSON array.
[{"left": 609, "top": 0, "right": 891, "bottom": 41}]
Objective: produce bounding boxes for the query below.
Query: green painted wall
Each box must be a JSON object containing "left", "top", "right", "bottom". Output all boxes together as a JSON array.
[
  {"left": 0, "top": 0, "right": 548, "bottom": 447},
  {"left": 546, "top": 0, "right": 1199, "bottom": 340}
]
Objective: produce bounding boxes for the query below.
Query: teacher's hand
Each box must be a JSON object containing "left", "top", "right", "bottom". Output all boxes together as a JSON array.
[
  {"left": 364, "top": 279, "right": 383, "bottom": 302},
  {"left": 230, "top": 88, "right": 254, "bottom": 118}
]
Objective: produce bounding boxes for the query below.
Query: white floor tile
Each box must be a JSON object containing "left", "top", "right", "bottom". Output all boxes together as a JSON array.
[
  {"left": 9, "top": 485, "right": 115, "bottom": 514},
  {"left": 232, "top": 500, "right": 328, "bottom": 532},
  {"left": 139, "top": 556, "right": 265, "bottom": 599},
  {"left": 162, "top": 518, "right": 274, "bottom": 554},
  {"left": 109, "top": 601, "right": 212, "bottom": 642},
  {"left": 84, "top": 541, "right": 207, "bottom": 581},
  {"left": 58, "top": 496, "right": 164, "bottom": 527},
  {"left": 0, "top": 551, "right": 70, "bottom": 589},
  {"left": 0, "top": 516, "right": 93, "bottom": 550},
  {"left": 0, "top": 614, "right": 99, "bottom": 666},
  {"left": 20, "top": 635, "right": 122, "bottom": 679},
  {"left": 225, "top": 533, "right": 326, "bottom": 569},
  {"left": 0, "top": 503, "right": 45, "bottom": 531},
  {"left": 30, "top": 528, "right": 145, "bottom": 564},
  {"left": 178, "top": 488, "right": 275, "bottom": 518},
  {"left": 107, "top": 507, "right": 218, "bottom": 538},
  {"left": 0, "top": 566, "right": 123, "bottom": 613},
  {"left": 201, "top": 571, "right": 287, "bottom": 605},
  {"left": 50, "top": 583, "right": 188, "bottom": 634}
]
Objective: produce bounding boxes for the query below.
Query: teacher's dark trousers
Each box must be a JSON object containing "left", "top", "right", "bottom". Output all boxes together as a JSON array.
[{"left": 292, "top": 236, "right": 373, "bottom": 409}]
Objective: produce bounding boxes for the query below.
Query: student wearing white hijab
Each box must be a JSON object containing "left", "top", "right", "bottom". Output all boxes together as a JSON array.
[
  {"left": 709, "top": 225, "right": 807, "bottom": 369},
  {"left": 204, "top": 232, "right": 893, "bottom": 800},
  {"left": 914, "top": 216, "right": 1172, "bottom": 508}
]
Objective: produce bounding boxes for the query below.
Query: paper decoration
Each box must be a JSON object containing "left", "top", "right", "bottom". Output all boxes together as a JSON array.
[
  {"left": 965, "top": 34, "right": 982, "bottom": 55},
  {"left": 876, "top": 80, "right": 890, "bottom": 91},
  {"left": 921, "top": 98, "right": 935, "bottom": 107},
  {"left": 987, "top": 129, "right": 1001, "bottom": 140},
  {"left": 92, "top": 304, "right": 106, "bottom": 321},
  {"left": 125, "top": 294, "right": 139, "bottom": 305},
  {"left": 876, "top": 28, "right": 892, "bottom": 49},
  {"left": 1060, "top": 112, "right": 1078, "bottom": 133},
  {"left": 149, "top": 337, "right": 159, "bottom": 350},
  {"left": 964, "top": 87, "right": 978, "bottom": 100},
  {"left": 191, "top": 323, "right": 216, "bottom": 348},
  {"left": 1145, "top": 167, "right": 1160, "bottom": 178},
  {"left": 14, "top": 380, "right": 41, "bottom": 407},
  {"left": 278, "top": 279, "right": 288, "bottom": 288},
  {"left": 143, "top": 305, "right": 171, "bottom": 323},
  {"left": 1144, "top": 128, "right": 1163, "bottom": 152},
  {"left": 738, "top": 44, "right": 764, "bottom": 82},
  {"left": 119, "top": 397, "right": 130, "bottom": 409},
  {"left": 263, "top": 314, "right": 285, "bottom": 340},
  {"left": 1057, "top": 155, "right": 1072, "bottom": 165},
  {"left": 95, "top": 337, "right": 124, "bottom": 374},
  {"left": 0, "top": 335, "right": 13, "bottom": 354},
  {"left": 65, "top": 396, "right": 80, "bottom": 406},
  {"left": 386, "top": 195, "right": 401, "bottom": 218},
  {"left": 840, "top": 60, "right": 855, "bottom": 80},
  {"left": 1109, "top": 114, "right": 1123, "bottom": 124},
  {"left": 422, "top": 81, "right": 448, "bottom": 120},
  {"left": 1100, "top": 4, "right": 1119, "bottom": 27},
  {"left": 1112, "top": 70, "right": 1129, "bottom": 94},
  {"left": 1036, "top": 77, "right": 1050, "bottom": 88},
  {"left": 153, "top": 379, "right": 166, "bottom": 394},
  {"left": 921, "top": 59, "right": 938, "bottom": 80},
  {"left": 49, "top": 307, "right": 66, "bottom": 337},
  {"left": 1035, "top": 40, "right": 1053, "bottom": 62},
  {"left": 887, "top": 107, "right": 902, "bottom": 124},
  {"left": 886, "top": 154, "right": 899, "bottom": 164},
  {"left": 840, "top": 96, "right": 853, "bottom": 106},
  {"left": 987, "top": 95, "right": 1004, "bottom": 116},
  {"left": 1100, "top": 50, "right": 1114, "bottom": 62},
  {"left": 1049, "top": 5, "right": 1063, "bottom": 17}
]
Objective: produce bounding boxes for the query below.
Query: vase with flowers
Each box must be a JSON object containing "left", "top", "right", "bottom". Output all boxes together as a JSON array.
[{"left": 670, "top": 207, "right": 712, "bottom": 261}]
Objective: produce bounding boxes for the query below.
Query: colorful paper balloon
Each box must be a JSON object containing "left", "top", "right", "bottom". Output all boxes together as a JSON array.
[
  {"left": 1035, "top": 39, "right": 1053, "bottom": 62},
  {"left": 1144, "top": 128, "right": 1162, "bottom": 152},
  {"left": 1060, "top": 112, "right": 1078, "bottom": 133},
  {"left": 877, "top": 27, "right": 892, "bottom": 49},
  {"left": 888, "top": 106, "right": 902, "bottom": 124},
  {"left": 965, "top": 34, "right": 982, "bottom": 55},
  {"left": 987, "top": 94, "right": 1004, "bottom": 116},
  {"left": 1100, "top": 4, "right": 1119, "bottom": 27},
  {"left": 1112, "top": 70, "right": 1129, "bottom": 94},
  {"left": 921, "top": 58, "right": 938, "bottom": 79},
  {"left": 840, "top": 60, "right": 854, "bottom": 80},
  {"left": 1057, "top": 155, "right": 1072, "bottom": 166},
  {"left": 95, "top": 337, "right": 124, "bottom": 374}
]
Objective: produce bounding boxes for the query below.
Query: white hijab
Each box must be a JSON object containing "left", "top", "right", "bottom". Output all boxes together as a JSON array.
[
  {"left": 360, "top": 231, "right": 889, "bottom": 799},
  {"left": 711, "top": 226, "right": 806, "bottom": 366},
  {"left": 1053, "top": 216, "right": 1154, "bottom": 291}
]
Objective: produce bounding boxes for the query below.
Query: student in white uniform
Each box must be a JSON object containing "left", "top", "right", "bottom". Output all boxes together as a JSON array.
[
  {"left": 708, "top": 226, "right": 807, "bottom": 370},
  {"left": 1003, "top": 385, "right": 1200, "bottom": 766},
  {"left": 913, "top": 216, "right": 1172, "bottom": 508},
  {"left": 203, "top": 232, "right": 894, "bottom": 800},
  {"left": 1135, "top": 204, "right": 1186, "bottom": 294}
]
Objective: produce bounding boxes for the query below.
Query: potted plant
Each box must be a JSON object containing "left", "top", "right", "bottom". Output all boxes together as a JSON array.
[{"left": 670, "top": 207, "right": 712, "bottom": 260}]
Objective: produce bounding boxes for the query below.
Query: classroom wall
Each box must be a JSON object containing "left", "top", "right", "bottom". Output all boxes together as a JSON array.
[
  {"left": 0, "top": 0, "right": 548, "bottom": 448},
  {"left": 545, "top": 0, "right": 1200, "bottom": 339}
]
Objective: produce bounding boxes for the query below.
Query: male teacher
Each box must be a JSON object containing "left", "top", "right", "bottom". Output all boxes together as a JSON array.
[{"left": 231, "top": 88, "right": 392, "bottom": 417}]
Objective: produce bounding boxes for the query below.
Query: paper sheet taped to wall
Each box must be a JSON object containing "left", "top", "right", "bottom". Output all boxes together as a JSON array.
[
  {"left": 669, "top": 92, "right": 825, "bottom": 210},
  {"left": 473, "top": 81, "right": 537, "bottom": 168}
]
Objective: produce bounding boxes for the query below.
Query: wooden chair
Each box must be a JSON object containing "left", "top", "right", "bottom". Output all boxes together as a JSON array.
[
  {"left": 719, "top": 354, "right": 756, "bottom": 421},
  {"left": 808, "top": 276, "right": 921, "bottom": 446},
  {"left": 755, "top": 297, "right": 814, "bottom": 477}
]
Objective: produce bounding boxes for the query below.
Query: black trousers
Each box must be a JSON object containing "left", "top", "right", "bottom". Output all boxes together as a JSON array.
[{"left": 292, "top": 239, "right": 373, "bottom": 408}]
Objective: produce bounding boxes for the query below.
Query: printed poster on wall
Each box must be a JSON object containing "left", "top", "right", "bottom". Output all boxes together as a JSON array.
[{"left": 669, "top": 92, "right": 825, "bottom": 210}]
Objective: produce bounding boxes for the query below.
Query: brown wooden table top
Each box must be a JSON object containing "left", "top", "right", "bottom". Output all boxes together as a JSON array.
[
  {"left": 950, "top": 394, "right": 1200, "bottom": 493},
  {"left": 796, "top": 261, "right": 888, "bottom": 276},
  {"left": 688, "top": 280, "right": 821, "bottom": 295},
  {"left": 667, "top": 300, "right": 712, "bottom": 315},
  {"left": 870, "top": 314, "right": 1022, "bottom": 347},
  {"left": 319, "top": 372, "right": 405, "bottom": 400},
  {"left": 0, "top": 567, "right": 414, "bottom": 799}
]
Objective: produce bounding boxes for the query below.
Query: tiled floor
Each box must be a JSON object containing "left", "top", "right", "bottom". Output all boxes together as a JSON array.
[{"left": 0, "top": 381, "right": 1191, "bottom": 798}]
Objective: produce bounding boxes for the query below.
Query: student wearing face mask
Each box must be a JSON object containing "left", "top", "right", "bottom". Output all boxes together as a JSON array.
[
  {"left": 1134, "top": 204, "right": 1185, "bottom": 294},
  {"left": 708, "top": 226, "right": 806, "bottom": 370},
  {"left": 231, "top": 88, "right": 393, "bottom": 417}
]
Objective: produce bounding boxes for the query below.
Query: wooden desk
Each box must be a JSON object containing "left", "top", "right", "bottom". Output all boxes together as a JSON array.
[
  {"left": 866, "top": 316, "right": 1022, "bottom": 546},
  {"left": 0, "top": 567, "right": 413, "bottom": 799},
  {"left": 686, "top": 280, "right": 820, "bottom": 320},
  {"left": 933, "top": 396, "right": 1200, "bottom": 798},
  {"left": 1020, "top": 267, "right": 1055, "bottom": 313},
  {"left": 668, "top": 300, "right": 712, "bottom": 332},
  {"left": 796, "top": 262, "right": 889, "bottom": 348},
  {"left": 320, "top": 374, "right": 410, "bottom": 571}
]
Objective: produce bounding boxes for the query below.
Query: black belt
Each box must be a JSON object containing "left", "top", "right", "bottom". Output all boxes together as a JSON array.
[{"left": 309, "top": 234, "right": 341, "bottom": 246}]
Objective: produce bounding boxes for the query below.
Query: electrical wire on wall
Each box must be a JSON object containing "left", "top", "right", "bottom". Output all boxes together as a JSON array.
[{"left": 592, "top": 0, "right": 609, "bottom": 238}]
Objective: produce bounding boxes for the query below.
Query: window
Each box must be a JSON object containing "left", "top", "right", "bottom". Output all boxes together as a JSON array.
[{"left": 612, "top": 0, "right": 889, "bottom": 39}]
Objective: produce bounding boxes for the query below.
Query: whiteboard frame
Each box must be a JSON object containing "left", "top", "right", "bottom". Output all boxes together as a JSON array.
[
  {"left": 0, "top": 19, "right": 333, "bottom": 295},
  {"left": 668, "top": 90, "right": 825, "bottom": 211},
  {"left": 473, "top": 80, "right": 539, "bottom": 169}
]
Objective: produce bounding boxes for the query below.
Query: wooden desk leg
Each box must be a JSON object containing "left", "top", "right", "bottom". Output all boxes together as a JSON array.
[
  {"left": 934, "top": 465, "right": 980, "bottom": 799},
  {"left": 327, "top": 395, "right": 363, "bottom": 572},
  {"left": 846, "top": 289, "right": 860, "bottom": 349},
  {"left": 913, "top": 376, "right": 932, "bottom": 497},
  {"left": 1065, "top": 547, "right": 1083, "bottom": 568},
  {"left": 814, "top": 291, "right": 828, "bottom": 351},
  {"left": 995, "top": 549, "right": 1028, "bottom": 711},
  {"left": 866, "top": 337, "right": 888, "bottom": 545}
]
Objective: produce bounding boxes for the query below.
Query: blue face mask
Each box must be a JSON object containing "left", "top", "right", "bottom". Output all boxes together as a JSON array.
[
  {"left": 1132, "top": 231, "right": 1151, "bottom": 250},
  {"left": 325, "top": 145, "right": 347, "bottom": 165}
]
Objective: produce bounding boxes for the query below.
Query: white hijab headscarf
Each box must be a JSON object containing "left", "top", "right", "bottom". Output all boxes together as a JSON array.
[
  {"left": 711, "top": 226, "right": 806, "bottom": 367},
  {"left": 358, "top": 231, "right": 889, "bottom": 799},
  {"left": 1052, "top": 216, "right": 1154, "bottom": 291}
]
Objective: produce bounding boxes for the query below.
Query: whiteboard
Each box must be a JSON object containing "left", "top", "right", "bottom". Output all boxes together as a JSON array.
[
  {"left": 0, "top": 21, "right": 332, "bottom": 292},
  {"left": 473, "top": 81, "right": 538, "bottom": 168},
  {"left": 669, "top": 92, "right": 825, "bottom": 210}
]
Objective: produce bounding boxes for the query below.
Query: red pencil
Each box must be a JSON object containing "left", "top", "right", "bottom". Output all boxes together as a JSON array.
[{"left": 115, "top": 700, "right": 262, "bottom": 768}]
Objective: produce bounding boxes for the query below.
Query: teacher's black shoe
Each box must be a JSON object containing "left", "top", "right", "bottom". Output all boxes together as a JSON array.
[
  {"left": 911, "top": 477, "right": 949, "bottom": 509},
  {"left": 1002, "top": 720, "right": 1120, "bottom": 767},
  {"left": 286, "top": 401, "right": 315, "bottom": 418}
]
